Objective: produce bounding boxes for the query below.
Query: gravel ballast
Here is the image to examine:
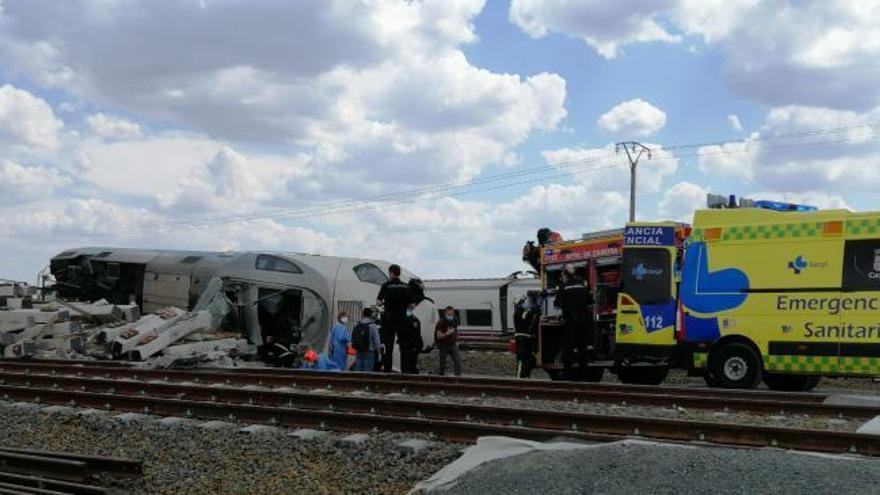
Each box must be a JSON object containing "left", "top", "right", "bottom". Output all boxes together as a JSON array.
[
  {"left": 0, "top": 401, "right": 462, "bottom": 494},
  {"left": 444, "top": 441, "right": 880, "bottom": 494},
  {"left": 422, "top": 349, "right": 880, "bottom": 395}
]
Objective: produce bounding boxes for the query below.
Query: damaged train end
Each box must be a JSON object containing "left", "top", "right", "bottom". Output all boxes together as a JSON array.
[{"left": 49, "top": 247, "right": 435, "bottom": 366}]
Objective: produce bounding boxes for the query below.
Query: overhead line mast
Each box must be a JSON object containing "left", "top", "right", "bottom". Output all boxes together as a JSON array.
[{"left": 616, "top": 141, "right": 652, "bottom": 222}]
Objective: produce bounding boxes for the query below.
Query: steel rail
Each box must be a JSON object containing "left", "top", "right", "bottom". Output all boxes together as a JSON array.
[
  {"left": 0, "top": 362, "right": 862, "bottom": 420},
  {"left": 0, "top": 368, "right": 875, "bottom": 419},
  {"left": 0, "top": 452, "right": 87, "bottom": 483},
  {"left": 0, "top": 449, "right": 141, "bottom": 479},
  {"left": 0, "top": 360, "right": 827, "bottom": 403},
  {"left": 3, "top": 382, "right": 880, "bottom": 456},
  {"left": 0, "top": 472, "right": 108, "bottom": 495}
]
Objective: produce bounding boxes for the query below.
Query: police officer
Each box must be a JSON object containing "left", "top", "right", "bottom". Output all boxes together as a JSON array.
[
  {"left": 554, "top": 264, "right": 593, "bottom": 380},
  {"left": 376, "top": 264, "right": 413, "bottom": 372},
  {"left": 513, "top": 293, "right": 540, "bottom": 379},
  {"left": 399, "top": 312, "right": 423, "bottom": 374}
]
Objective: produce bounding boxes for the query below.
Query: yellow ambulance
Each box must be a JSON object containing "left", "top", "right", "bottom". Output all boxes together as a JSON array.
[{"left": 616, "top": 199, "right": 880, "bottom": 390}]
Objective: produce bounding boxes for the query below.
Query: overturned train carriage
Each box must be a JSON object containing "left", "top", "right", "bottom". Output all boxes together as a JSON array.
[{"left": 50, "top": 247, "right": 435, "bottom": 353}]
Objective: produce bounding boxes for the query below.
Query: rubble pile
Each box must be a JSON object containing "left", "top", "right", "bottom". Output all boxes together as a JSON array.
[{"left": 0, "top": 280, "right": 254, "bottom": 368}]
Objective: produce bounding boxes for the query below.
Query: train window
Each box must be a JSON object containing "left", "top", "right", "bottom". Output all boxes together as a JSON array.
[
  {"left": 180, "top": 256, "right": 202, "bottom": 264},
  {"left": 95, "top": 251, "right": 113, "bottom": 258},
  {"left": 106, "top": 263, "right": 120, "bottom": 279},
  {"left": 353, "top": 263, "right": 388, "bottom": 286},
  {"left": 255, "top": 254, "right": 303, "bottom": 274},
  {"left": 465, "top": 309, "right": 492, "bottom": 327}
]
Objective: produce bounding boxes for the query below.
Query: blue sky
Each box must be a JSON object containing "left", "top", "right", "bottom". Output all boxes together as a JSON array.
[{"left": 0, "top": 0, "right": 878, "bottom": 282}]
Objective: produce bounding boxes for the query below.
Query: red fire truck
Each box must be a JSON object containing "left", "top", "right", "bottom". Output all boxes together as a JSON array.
[{"left": 533, "top": 229, "right": 624, "bottom": 381}]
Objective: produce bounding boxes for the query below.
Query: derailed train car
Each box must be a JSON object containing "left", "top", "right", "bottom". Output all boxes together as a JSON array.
[{"left": 50, "top": 247, "right": 436, "bottom": 356}]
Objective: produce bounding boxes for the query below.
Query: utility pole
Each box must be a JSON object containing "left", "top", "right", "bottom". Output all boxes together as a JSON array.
[{"left": 615, "top": 141, "right": 652, "bottom": 222}]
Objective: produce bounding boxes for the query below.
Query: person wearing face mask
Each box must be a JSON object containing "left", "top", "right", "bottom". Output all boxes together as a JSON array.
[
  {"left": 399, "top": 308, "right": 423, "bottom": 374},
  {"left": 328, "top": 311, "right": 353, "bottom": 371},
  {"left": 434, "top": 306, "right": 463, "bottom": 376},
  {"left": 376, "top": 264, "right": 413, "bottom": 372}
]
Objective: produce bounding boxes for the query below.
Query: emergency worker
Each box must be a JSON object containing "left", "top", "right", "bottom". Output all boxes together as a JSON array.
[
  {"left": 513, "top": 293, "right": 540, "bottom": 378},
  {"left": 301, "top": 350, "right": 340, "bottom": 371},
  {"left": 376, "top": 264, "right": 413, "bottom": 371},
  {"left": 399, "top": 311, "right": 423, "bottom": 374},
  {"left": 554, "top": 264, "right": 593, "bottom": 380},
  {"left": 328, "top": 311, "right": 352, "bottom": 371},
  {"left": 257, "top": 336, "right": 296, "bottom": 368}
]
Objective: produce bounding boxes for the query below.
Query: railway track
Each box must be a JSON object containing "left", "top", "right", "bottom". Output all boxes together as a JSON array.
[
  {"left": 0, "top": 447, "right": 141, "bottom": 494},
  {"left": 0, "top": 360, "right": 869, "bottom": 418},
  {"left": 2, "top": 360, "right": 880, "bottom": 456}
]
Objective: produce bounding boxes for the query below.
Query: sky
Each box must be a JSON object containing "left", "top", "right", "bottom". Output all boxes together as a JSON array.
[{"left": 1, "top": 0, "right": 879, "bottom": 282}]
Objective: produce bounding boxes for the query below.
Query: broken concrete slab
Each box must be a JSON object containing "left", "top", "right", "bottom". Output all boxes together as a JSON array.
[
  {"left": 3, "top": 341, "right": 36, "bottom": 358},
  {"left": 129, "top": 294, "right": 228, "bottom": 361},
  {"left": 65, "top": 299, "right": 122, "bottom": 323},
  {"left": 162, "top": 338, "right": 248, "bottom": 358},
  {"left": 397, "top": 438, "right": 432, "bottom": 455},
  {"left": 289, "top": 428, "right": 326, "bottom": 441},
  {"left": 35, "top": 337, "right": 84, "bottom": 353},
  {"left": 0, "top": 313, "right": 36, "bottom": 333},
  {"left": 110, "top": 308, "right": 186, "bottom": 358}
]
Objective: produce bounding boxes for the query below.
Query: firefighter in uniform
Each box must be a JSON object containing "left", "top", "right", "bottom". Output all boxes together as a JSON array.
[
  {"left": 513, "top": 293, "right": 540, "bottom": 379},
  {"left": 554, "top": 264, "right": 593, "bottom": 380},
  {"left": 376, "top": 264, "right": 413, "bottom": 372}
]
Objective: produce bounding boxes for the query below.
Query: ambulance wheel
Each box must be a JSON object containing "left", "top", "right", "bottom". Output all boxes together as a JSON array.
[
  {"left": 711, "top": 342, "right": 762, "bottom": 389},
  {"left": 616, "top": 366, "right": 668, "bottom": 386},
  {"left": 703, "top": 370, "right": 722, "bottom": 388},
  {"left": 763, "top": 373, "right": 822, "bottom": 392}
]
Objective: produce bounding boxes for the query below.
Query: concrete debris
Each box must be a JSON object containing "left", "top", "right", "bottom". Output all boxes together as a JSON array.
[
  {"left": 0, "top": 276, "right": 274, "bottom": 369},
  {"left": 110, "top": 308, "right": 187, "bottom": 358}
]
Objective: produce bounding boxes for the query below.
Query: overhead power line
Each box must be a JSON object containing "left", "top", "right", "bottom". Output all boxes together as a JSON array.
[{"left": 94, "top": 121, "right": 880, "bottom": 238}]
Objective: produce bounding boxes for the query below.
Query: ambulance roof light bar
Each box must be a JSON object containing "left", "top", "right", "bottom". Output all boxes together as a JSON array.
[
  {"left": 706, "top": 194, "right": 816, "bottom": 212},
  {"left": 752, "top": 200, "right": 817, "bottom": 212}
]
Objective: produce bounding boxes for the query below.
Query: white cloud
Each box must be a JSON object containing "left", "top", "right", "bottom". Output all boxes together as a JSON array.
[
  {"left": 509, "top": 0, "right": 681, "bottom": 58},
  {"left": 697, "top": 134, "right": 760, "bottom": 181},
  {"left": 542, "top": 142, "right": 678, "bottom": 194},
  {"left": 727, "top": 114, "right": 742, "bottom": 132},
  {"left": 597, "top": 99, "right": 666, "bottom": 136},
  {"left": 0, "top": 160, "right": 69, "bottom": 204},
  {"left": 0, "top": 0, "right": 564, "bottom": 191},
  {"left": 509, "top": 0, "right": 880, "bottom": 111},
  {"left": 157, "top": 147, "right": 274, "bottom": 213},
  {"left": 699, "top": 104, "right": 880, "bottom": 191},
  {"left": 86, "top": 113, "right": 142, "bottom": 140},
  {"left": 0, "top": 84, "right": 62, "bottom": 149},
  {"left": 657, "top": 181, "right": 708, "bottom": 222}
]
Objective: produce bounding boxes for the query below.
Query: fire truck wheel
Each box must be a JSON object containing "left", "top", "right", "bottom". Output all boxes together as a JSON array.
[
  {"left": 583, "top": 367, "right": 605, "bottom": 382},
  {"left": 546, "top": 370, "right": 564, "bottom": 381},
  {"left": 763, "top": 373, "right": 821, "bottom": 392},
  {"left": 616, "top": 366, "right": 668, "bottom": 385},
  {"left": 711, "top": 342, "right": 762, "bottom": 389}
]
